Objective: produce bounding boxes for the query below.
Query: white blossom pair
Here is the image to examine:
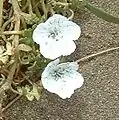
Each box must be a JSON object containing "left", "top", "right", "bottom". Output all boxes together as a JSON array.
[{"left": 33, "top": 14, "right": 84, "bottom": 99}]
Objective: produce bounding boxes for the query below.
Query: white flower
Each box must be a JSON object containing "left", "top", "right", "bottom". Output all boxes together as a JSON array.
[
  {"left": 33, "top": 14, "right": 81, "bottom": 59},
  {"left": 41, "top": 59, "right": 84, "bottom": 99}
]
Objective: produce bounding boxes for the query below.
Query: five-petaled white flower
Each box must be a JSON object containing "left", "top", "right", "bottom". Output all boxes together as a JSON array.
[
  {"left": 33, "top": 14, "right": 81, "bottom": 59},
  {"left": 41, "top": 59, "right": 84, "bottom": 99}
]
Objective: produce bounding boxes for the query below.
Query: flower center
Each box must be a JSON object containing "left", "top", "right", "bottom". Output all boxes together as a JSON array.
[
  {"left": 50, "top": 33, "right": 57, "bottom": 39},
  {"left": 49, "top": 29, "right": 59, "bottom": 41},
  {"left": 51, "top": 67, "right": 67, "bottom": 81}
]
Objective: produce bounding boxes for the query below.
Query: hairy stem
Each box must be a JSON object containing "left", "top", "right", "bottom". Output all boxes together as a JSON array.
[{"left": 76, "top": 47, "right": 119, "bottom": 63}]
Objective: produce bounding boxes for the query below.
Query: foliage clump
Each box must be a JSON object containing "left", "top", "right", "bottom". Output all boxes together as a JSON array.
[{"left": 0, "top": 0, "right": 80, "bottom": 115}]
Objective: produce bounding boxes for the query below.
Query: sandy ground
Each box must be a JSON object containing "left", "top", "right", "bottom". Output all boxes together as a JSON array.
[{"left": 5, "top": 0, "right": 119, "bottom": 120}]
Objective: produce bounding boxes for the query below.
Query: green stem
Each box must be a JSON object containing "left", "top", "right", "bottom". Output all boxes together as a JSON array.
[
  {"left": 11, "top": 0, "right": 21, "bottom": 13},
  {"left": 31, "top": 0, "right": 41, "bottom": 18},
  {"left": 0, "top": 0, "right": 3, "bottom": 28},
  {"left": 27, "top": 0, "right": 33, "bottom": 14},
  {"left": 21, "top": 0, "right": 27, "bottom": 7},
  {"left": 41, "top": 0, "right": 48, "bottom": 19},
  {"left": 34, "top": 7, "right": 42, "bottom": 18},
  {"left": 11, "top": 0, "right": 21, "bottom": 49},
  {"left": 68, "top": 9, "right": 74, "bottom": 20},
  {"left": 52, "top": 0, "right": 69, "bottom": 6},
  {"left": 2, "top": 17, "right": 14, "bottom": 31},
  {"left": 0, "top": 31, "right": 23, "bottom": 35},
  {"left": 10, "top": 86, "right": 21, "bottom": 94},
  {"left": 0, "top": 62, "right": 17, "bottom": 95}
]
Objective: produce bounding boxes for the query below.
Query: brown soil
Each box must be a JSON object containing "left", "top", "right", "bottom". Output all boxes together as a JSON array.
[{"left": 5, "top": 0, "right": 119, "bottom": 120}]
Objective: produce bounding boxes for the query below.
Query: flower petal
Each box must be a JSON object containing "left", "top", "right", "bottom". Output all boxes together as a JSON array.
[
  {"left": 40, "top": 39, "right": 76, "bottom": 59},
  {"left": 41, "top": 60, "right": 84, "bottom": 99},
  {"left": 45, "top": 14, "right": 68, "bottom": 25},
  {"left": 42, "top": 63, "right": 66, "bottom": 93},
  {"left": 33, "top": 23, "right": 50, "bottom": 45},
  {"left": 60, "top": 20, "right": 81, "bottom": 41},
  {"left": 69, "top": 72, "right": 84, "bottom": 90},
  {"left": 41, "top": 76, "right": 63, "bottom": 93},
  {"left": 56, "top": 86, "right": 74, "bottom": 99},
  {"left": 42, "top": 59, "right": 60, "bottom": 73},
  {"left": 60, "top": 40, "right": 76, "bottom": 56},
  {"left": 39, "top": 40, "right": 63, "bottom": 59},
  {"left": 56, "top": 72, "right": 84, "bottom": 99},
  {"left": 39, "top": 45, "right": 60, "bottom": 60}
]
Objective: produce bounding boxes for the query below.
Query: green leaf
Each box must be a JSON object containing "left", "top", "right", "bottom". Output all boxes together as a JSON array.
[
  {"left": 85, "top": 1, "right": 119, "bottom": 24},
  {"left": 21, "top": 13, "right": 40, "bottom": 25},
  {"left": 17, "top": 84, "right": 42, "bottom": 101},
  {"left": 31, "top": 84, "right": 42, "bottom": 101},
  {"left": 23, "top": 28, "right": 34, "bottom": 46},
  {"left": 26, "top": 93, "right": 34, "bottom": 101}
]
